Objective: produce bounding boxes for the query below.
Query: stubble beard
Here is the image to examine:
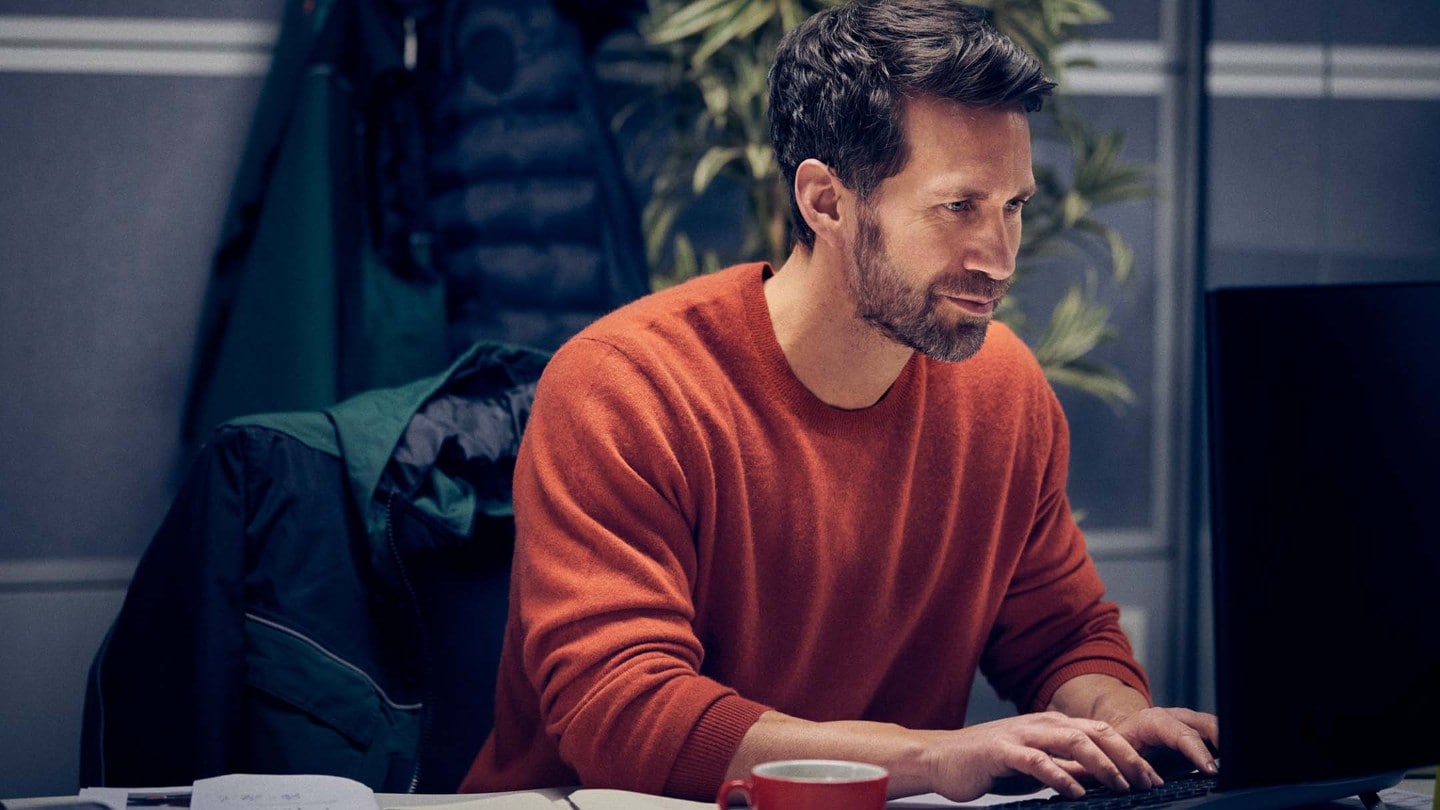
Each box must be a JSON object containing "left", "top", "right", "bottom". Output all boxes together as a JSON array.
[{"left": 847, "top": 202, "right": 1009, "bottom": 363}]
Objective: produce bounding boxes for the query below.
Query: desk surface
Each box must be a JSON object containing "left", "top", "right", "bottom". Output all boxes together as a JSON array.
[{"left": 5, "top": 778, "right": 1433, "bottom": 809}]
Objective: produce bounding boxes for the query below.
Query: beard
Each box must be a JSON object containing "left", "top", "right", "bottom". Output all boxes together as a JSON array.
[{"left": 847, "top": 202, "right": 1011, "bottom": 363}]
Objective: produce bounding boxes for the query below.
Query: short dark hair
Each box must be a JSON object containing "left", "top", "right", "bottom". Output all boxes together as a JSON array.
[{"left": 769, "top": 0, "right": 1056, "bottom": 250}]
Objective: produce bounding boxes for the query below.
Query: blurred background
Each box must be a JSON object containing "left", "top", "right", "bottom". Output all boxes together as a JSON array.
[{"left": 1, "top": 0, "right": 1437, "bottom": 798}]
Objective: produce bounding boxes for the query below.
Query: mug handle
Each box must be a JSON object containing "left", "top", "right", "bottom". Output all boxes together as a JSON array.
[{"left": 716, "top": 778, "right": 754, "bottom": 808}]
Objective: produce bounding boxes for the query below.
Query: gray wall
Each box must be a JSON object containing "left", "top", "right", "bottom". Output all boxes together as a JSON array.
[
  {"left": 0, "top": 4, "right": 281, "bottom": 797},
  {"left": 1, "top": 0, "right": 1437, "bottom": 800}
]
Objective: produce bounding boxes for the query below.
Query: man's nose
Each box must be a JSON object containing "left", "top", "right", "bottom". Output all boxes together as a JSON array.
[{"left": 965, "top": 214, "right": 1018, "bottom": 281}]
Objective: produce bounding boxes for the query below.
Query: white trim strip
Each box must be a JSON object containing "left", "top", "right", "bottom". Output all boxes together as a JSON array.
[
  {"left": 0, "top": 15, "right": 276, "bottom": 77},
  {"left": 3, "top": 17, "right": 1437, "bottom": 99},
  {"left": 1060, "top": 40, "right": 1440, "bottom": 100},
  {"left": 0, "top": 15, "right": 276, "bottom": 47},
  {"left": 1208, "top": 74, "right": 1328, "bottom": 98},
  {"left": 1210, "top": 42, "right": 1325, "bottom": 71},
  {"left": 0, "top": 557, "right": 136, "bottom": 589},
  {"left": 0, "top": 46, "right": 271, "bottom": 76},
  {"left": 1062, "top": 71, "right": 1168, "bottom": 97},
  {"left": 1330, "top": 76, "right": 1440, "bottom": 100},
  {"left": 1057, "top": 39, "right": 1169, "bottom": 96}
]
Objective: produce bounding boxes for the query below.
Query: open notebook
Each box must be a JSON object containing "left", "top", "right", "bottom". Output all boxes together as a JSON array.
[{"left": 75, "top": 774, "right": 717, "bottom": 810}]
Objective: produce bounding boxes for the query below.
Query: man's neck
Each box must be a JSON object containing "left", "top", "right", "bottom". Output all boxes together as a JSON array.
[{"left": 764, "top": 247, "right": 914, "bottom": 410}]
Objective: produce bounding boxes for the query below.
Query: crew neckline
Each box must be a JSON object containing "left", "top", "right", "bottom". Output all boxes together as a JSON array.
[{"left": 741, "top": 263, "right": 922, "bottom": 426}]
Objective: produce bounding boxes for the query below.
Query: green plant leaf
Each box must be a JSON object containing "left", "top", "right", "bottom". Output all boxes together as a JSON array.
[
  {"left": 1105, "top": 227, "right": 1134, "bottom": 283},
  {"left": 1060, "top": 190, "right": 1089, "bottom": 226},
  {"left": 1044, "top": 363, "right": 1135, "bottom": 413},
  {"left": 778, "top": 0, "right": 808, "bottom": 31},
  {"left": 648, "top": 0, "right": 743, "bottom": 44},
  {"left": 744, "top": 143, "right": 774, "bottom": 179},
  {"left": 667, "top": 232, "right": 700, "bottom": 287},
  {"left": 690, "top": 0, "right": 776, "bottom": 69},
  {"left": 1032, "top": 278, "right": 1114, "bottom": 366},
  {"left": 693, "top": 145, "right": 745, "bottom": 193},
  {"left": 643, "top": 197, "right": 683, "bottom": 266}
]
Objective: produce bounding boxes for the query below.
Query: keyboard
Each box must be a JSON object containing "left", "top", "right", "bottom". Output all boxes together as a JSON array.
[
  {"left": 993, "top": 771, "right": 1219, "bottom": 809},
  {"left": 986, "top": 768, "right": 1410, "bottom": 810}
]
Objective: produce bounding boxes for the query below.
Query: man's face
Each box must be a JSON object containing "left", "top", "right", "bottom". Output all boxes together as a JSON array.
[{"left": 846, "top": 96, "right": 1035, "bottom": 362}]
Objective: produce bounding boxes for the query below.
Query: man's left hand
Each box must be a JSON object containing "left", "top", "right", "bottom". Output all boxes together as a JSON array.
[
  {"left": 1111, "top": 707, "right": 1219, "bottom": 778},
  {"left": 1048, "top": 674, "right": 1220, "bottom": 782}
]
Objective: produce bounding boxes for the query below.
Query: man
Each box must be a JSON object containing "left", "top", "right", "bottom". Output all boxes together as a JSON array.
[{"left": 461, "top": 0, "right": 1218, "bottom": 801}]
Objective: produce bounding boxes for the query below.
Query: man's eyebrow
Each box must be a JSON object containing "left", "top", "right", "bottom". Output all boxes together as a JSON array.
[{"left": 930, "top": 184, "right": 1038, "bottom": 200}]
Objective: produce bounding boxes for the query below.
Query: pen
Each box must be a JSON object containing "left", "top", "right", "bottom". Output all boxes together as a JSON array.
[{"left": 126, "top": 793, "right": 192, "bottom": 807}]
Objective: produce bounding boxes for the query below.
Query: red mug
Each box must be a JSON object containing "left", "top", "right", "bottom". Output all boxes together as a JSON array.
[{"left": 717, "top": 759, "right": 888, "bottom": 810}]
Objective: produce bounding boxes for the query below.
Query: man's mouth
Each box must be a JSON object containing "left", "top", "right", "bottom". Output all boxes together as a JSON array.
[{"left": 942, "top": 294, "right": 998, "bottom": 317}]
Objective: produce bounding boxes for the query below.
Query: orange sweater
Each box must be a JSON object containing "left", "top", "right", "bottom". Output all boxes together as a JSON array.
[{"left": 461, "top": 263, "right": 1147, "bottom": 800}]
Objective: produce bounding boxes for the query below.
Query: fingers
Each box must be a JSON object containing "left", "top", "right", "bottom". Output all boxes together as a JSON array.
[
  {"left": 1172, "top": 707, "right": 1220, "bottom": 750},
  {"left": 1120, "top": 707, "right": 1221, "bottom": 777},
  {"left": 939, "top": 711, "right": 1214, "bottom": 803},
  {"left": 1161, "top": 710, "right": 1220, "bottom": 775},
  {"left": 1004, "top": 745, "right": 1088, "bottom": 799},
  {"left": 998, "top": 714, "right": 1156, "bottom": 798},
  {"left": 1080, "top": 719, "right": 1164, "bottom": 790}
]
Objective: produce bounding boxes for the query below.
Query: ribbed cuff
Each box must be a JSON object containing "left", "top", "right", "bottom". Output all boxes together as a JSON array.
[
  {"left": 1029, "top": 658, "right": 1152, "bottom": 713},
  {"left": 663, "top": 694, "right": 772, "bottom": 801}
]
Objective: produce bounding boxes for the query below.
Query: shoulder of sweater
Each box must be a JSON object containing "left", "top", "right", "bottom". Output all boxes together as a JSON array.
[{"left": 560, "top": 264, "right": 756, "bottom": 357}]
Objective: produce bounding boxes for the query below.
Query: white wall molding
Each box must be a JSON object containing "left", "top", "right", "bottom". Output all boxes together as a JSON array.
[
  {"left": 0, "top": 557, "right": 136, "bottom": 592},
  {"left": 1061, "top": 40, "right": 1171, "bottom": 96},
  {"left": 1061, "top": 40, "right": 1440, "bottom": 99},
  {"left": 3, "top": 16, "right": 1437, "bottom": 99},
  {"left": 1084, "top": 528, "right": 1166, "bottom": 558},
  {"left": 0, "top": 15, "right": 276, "bottom": 76}
]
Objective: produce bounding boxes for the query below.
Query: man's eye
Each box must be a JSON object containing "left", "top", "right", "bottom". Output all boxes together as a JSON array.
[
  {"left": 945, "top": 201, "right": 973, "bottom": 213},
  {"left": 1006, "top": 198, "right": 1030, "bottom": 213}
]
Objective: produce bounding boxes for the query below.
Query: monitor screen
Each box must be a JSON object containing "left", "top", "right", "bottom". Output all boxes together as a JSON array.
[{"left": 1205, "top": 280, "right": 1440, "bottom": 789}]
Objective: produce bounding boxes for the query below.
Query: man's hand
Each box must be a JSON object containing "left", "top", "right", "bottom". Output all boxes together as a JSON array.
[
  {"left": 920, "top": 712, "right": 1162, "bottom": 801},
  {"left": 1048, "top": 674, "right": 1220, "bottom": 782},
  {"left": 727, "top": 691, "right": 1220, "bottom": 802},
  {"left": 728, "top": 709, "right": 1168, "bottom": 803},
  {"left": 1110, "top": 707, "right": 1220, "bottom": 778}
]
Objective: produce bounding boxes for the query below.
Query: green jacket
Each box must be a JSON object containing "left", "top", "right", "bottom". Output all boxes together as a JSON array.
[{"left": 85, "top": 342, "right": 548, "bottom": 793}]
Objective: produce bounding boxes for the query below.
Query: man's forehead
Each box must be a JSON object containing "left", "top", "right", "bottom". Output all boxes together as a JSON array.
[{"left": 894, "top": 96, "right": 1035, "bottom": 188}]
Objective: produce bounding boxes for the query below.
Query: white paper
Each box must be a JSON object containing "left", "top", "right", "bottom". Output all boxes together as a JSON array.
[
  {"left": 379, "top": 793, "right": 562, "bottom": 810},
  {"left": 888, "top": 788, "right": 1055, "bottom": 807},
  {"left": 190, "top": 773, "right": 379, "bottom": 809},
  {"left": 565, "top": 789, "right": 711, "bottom": 810},
  {"left": 79, "top": 785, "right": 194, "bottom": 810}
]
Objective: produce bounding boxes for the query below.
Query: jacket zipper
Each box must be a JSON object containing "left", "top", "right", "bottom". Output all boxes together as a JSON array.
[
  {"left": 385, "top": 490, "right": 429, "bottom": 793},
  {"left": 243, "top": 612, "right": 422, "bottom": 711}
]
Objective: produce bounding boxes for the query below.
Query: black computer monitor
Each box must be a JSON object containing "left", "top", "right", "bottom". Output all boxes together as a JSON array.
[{"left": 1206, "top": 280, "right": 1440, "bottom": 790}]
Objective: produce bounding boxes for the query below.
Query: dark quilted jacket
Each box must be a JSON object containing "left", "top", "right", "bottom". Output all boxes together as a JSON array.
[{"left": 426, "top": 0, "right": 650, "bottom": 353}]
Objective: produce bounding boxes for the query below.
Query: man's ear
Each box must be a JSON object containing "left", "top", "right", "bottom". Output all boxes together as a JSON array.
[{"left": 794, "top": 158, "right": 847, "bottom": 246}]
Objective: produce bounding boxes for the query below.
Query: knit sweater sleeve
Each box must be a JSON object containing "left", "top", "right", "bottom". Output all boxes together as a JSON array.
[
  {"left": 978, "top": 369, "right": 1151, "bottom": 713},
  {"left": 508, "top": 336, "right": 771, "bottom": 798}
]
